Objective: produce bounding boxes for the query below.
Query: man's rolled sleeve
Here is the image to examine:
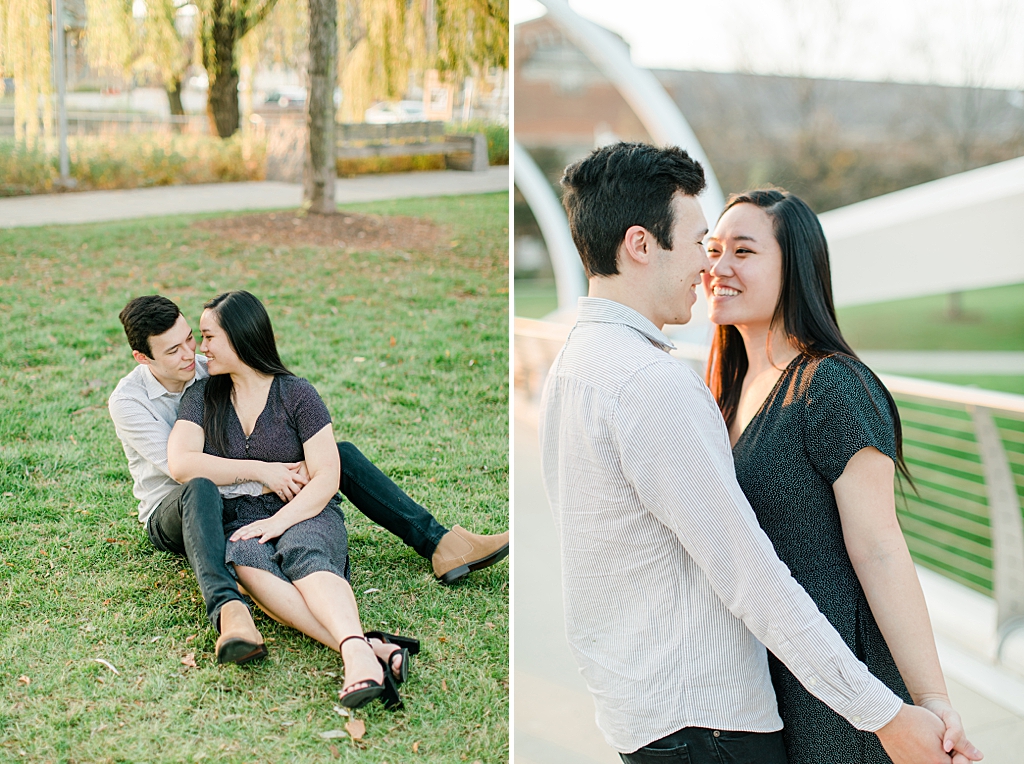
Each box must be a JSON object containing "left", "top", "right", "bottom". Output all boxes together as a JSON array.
[{"left": 611, "top": 359, "right": 902, "bottom": 732}]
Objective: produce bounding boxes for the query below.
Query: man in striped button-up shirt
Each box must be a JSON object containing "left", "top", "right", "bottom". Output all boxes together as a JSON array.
[{"left": 539, "top": 143, "right": 952, "bottom": 764}]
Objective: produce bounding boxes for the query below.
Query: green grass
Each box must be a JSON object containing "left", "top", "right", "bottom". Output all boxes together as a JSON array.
[
  {"left": 904, "top": 375, "right": 1024, "bottom": 397},
  {"left": 837, "top": 281, "right": 1024, "bottom": 351},
  {"left": 0, "top": 193, "right": 509, "bottom": 763},
  {"left": 512, "top": 278, "right": 556, "bottom": 319}
]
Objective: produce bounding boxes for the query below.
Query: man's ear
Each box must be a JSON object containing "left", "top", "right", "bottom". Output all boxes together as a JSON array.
[
  {"left": 132, "top": 350, "right": 152, "bottom": 366},
  {"left": 621, "top": 225, "right": 652, "bottom": 266}
]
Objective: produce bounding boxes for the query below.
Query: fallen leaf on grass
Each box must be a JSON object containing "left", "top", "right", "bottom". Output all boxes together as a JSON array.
[
  {"left": 181, "top": 653, "right": 197, "bottom": 668},
  {"left": 329, "top": 744, "right": 340, "bottom": 758},
  {"left": 318, "top": 730, "right": 347, "bottom": 740},
  {"left": 363, "top": 588, "right": 380, "bottom": 594},
  {"left": 185, "top": 634, "right": 197, "bottom": 644},
  {"left": 17, "top": 675, "right": 29, "bottom": 686},
  {"left": 438, "top": 636, "right": 447, "bottom": 643},
  {"left": 332, "top": 705, "right": 350, "bottom": 717},
  {"left": 280, "top": 721, "right": 296, "bottom": 727},
  {"left": 93, "top": 659, "right": 120, "bottom": 675},
  {"left": 323, "top": 671, "right": 337, "bottom": 678},
  {"left": 485, "top": 622, "right": 495, "bottom": 629},
  {"left": 412, "top": 741, "right": 420, "bottom": 753},
  {"left": 345, "top": 719, "right": 365, "bottom": 741}
]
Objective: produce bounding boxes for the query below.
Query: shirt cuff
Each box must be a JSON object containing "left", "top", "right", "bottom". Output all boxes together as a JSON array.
[
  {"left": 219, "top": 481, "right": 264, "bottom": 498},
  {"left": 838, "top": 678, "right": 904, "bottom": 732}
]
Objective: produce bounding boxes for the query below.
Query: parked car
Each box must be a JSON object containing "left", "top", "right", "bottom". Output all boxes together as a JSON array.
[
  {"left": 363, "top": 100, "right": 426, "bottom": 124},
  {"left": 264, "top": 87, "right": 307, "bottom": 109}
]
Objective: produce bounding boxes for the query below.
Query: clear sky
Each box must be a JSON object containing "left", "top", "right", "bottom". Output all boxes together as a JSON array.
[{"left": 513, "top": 0, "right": 1024, "bottom": 90}]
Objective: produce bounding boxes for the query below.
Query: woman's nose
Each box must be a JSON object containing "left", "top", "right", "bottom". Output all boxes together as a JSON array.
[{"left": 709, "top": 254, "right": 731, "bottom": 276}]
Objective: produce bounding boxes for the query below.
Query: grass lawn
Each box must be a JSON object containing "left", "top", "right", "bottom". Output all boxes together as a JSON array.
[
  {"left": 837, "top": 281, "right": 1024, "bottom": 351},
  {"left": 0, "top": 194, "right": 509, "bottom": 763},
  {"left": 512, "top": 279, "right": 557, "bottom": 320}
]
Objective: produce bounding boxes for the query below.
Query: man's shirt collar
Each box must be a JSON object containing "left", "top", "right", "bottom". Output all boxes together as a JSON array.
[
  {"left": 576, "top": 297, "right": 676, "bottom": 352},
  {"left": 140, "top": 355, "right": 207, "bottom": 400}
]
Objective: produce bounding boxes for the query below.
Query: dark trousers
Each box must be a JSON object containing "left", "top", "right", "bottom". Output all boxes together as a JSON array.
[
  {"left": 148, "top": 477, "right": 238, "bottom": 630},
  {"left": 146, "top": 443, "right": 448, "bottom": 628},
  {"left": 620, "top": 727, "right": 788, "bottom": 764},
  {"left": 337, "top": 441, "right": 448, "bottom": 559}
]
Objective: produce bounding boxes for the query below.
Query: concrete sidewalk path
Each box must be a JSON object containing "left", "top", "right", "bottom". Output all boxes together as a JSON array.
[{"left": 0, "top": 166, "right": 509, "bottom": 229}]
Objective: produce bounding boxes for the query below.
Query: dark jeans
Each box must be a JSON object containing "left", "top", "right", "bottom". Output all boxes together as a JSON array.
[
  {"left": 146, "top": 444, "right": 448, "bottom": 628},
  {"left": 148, "top": 477, "right": 239, "bottom": 630},
  {"left": 620, "top": 727, "right": 788, "bottom": 764},
  {"left": 337, "top": 441, "right": 448, "bottom": 559}
]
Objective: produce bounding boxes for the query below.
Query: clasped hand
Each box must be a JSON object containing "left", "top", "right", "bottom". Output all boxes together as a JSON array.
[
  {"left": 259, "top": 461, "right": 309, "bottom": 502},
  {"left": 877, "top": 701, "right": 982, "bottom": 764}
]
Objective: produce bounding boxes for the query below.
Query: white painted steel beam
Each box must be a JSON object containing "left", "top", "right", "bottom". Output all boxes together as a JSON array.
[
  {"left": 514, "top": 142, "right": 587, "bottom": 309},
  {"left": 820, "top": 155, "right": 1024, "bottom": 307},
  {"left": 535, "top": 0, "right": 725, "bottom": 227}
]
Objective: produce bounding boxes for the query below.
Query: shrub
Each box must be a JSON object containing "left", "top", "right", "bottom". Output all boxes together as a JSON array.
[
  {"left": 448, "top": 120, "right": 508, "bottom": 165},
  {"left": 0, "top": 132, "right": 266, "bottom": 197}
]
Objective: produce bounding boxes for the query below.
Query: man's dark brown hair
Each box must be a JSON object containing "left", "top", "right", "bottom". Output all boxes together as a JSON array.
[
  {"left": 560, "top": 142, "right": 706, "bottom": 278},
  {"left": 118, "top": 295, "right": 181, "bottom": 358}
]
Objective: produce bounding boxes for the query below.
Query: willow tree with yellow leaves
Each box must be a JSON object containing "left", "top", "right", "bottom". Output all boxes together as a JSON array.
[
  {"left": 0, "top": 0, "right": 54, "bottom": 145},
  {"left": 336, "top": 0, "right": 506, "bottom": 122}
]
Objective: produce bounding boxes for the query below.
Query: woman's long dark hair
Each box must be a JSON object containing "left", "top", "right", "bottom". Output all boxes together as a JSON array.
[
  {"left": 202, "top": 291, "right": 292, "bottom": 455},
  {"left": 705, "top": 188, "right": 912, "bottom": 484}
]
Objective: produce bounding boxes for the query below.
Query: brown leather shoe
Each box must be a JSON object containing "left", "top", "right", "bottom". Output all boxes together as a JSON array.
[
  {"left": 216, "top": 600, "right": 268, "bottom": 665},
  {"left": 432, "top": 525, "right": 510, "bottom": 584}
]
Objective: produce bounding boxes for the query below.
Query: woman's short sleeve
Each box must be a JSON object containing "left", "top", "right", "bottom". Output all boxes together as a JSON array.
[
  {"left": 283, "top": 377, "right": 332, "bottom": 443},
  {"left": 177, "top": 379, "right": 206, "bottom": 426},
  {"left": 803, "top": 356, "right": 897, "bottom": 484}
]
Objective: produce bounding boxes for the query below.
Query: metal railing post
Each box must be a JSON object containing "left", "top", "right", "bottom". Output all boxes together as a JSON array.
[{"left": 970, "top": 405, "right": 1024, "bottom": 641}]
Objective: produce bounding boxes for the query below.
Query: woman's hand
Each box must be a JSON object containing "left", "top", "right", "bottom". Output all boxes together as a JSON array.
[
  {"left": 259, "top": 461, "right": 309, "bottom": 502},
  {"left": 229, "top": 515, "right": 291, "bottom": 544},
  {"left": 918, "top": 697, "right": 983, "bottom": 763}
]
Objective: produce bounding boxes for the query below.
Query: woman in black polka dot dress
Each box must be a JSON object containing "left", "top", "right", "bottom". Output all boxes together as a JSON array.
[
  {"left": 702, "top": 189, "right": 981, "bottom": 764},
  {"left": 167, "top": 290, "right": 405, "bottom": 710}
]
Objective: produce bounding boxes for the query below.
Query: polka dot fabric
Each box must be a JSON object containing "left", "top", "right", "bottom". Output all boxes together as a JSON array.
[
  {"left": 178, "top": 375, "right": 348, "bottom": 580},
  {"left": 732, "top": 354, "right": 911, "bottom": 764}
]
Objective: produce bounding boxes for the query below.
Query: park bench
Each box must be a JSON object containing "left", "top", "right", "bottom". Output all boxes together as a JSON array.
[{"left": 335, "top": 122, "right": 489, "bottom": 172}]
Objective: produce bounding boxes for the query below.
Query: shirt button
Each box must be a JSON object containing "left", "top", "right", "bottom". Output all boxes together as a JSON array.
[
  {"left": 808, "top": 676, "right": 817, "bottom": 686},
  {"left": 713, "top": 731, "right": 720, "bottom": 738},
  {"left": 852, "top": 716, "right": 861, "bottom": 723}
]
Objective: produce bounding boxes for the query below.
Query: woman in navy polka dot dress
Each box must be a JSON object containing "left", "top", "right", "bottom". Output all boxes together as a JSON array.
[
  {"left": 702, "top": 189, "right": 981, "bottom": 764},
  {"left": 168, "top": 290, "right": 404, "bottom": 710}
]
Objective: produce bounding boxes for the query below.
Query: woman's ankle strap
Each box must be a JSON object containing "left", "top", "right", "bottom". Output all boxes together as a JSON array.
[{"left": 339, "top": 634, "right": 369, "bottom": 652}]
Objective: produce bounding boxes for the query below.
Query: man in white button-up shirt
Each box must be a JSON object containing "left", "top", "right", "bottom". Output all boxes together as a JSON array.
[{"left": 539, "top": 143, "right": 952, "bottom": 764}]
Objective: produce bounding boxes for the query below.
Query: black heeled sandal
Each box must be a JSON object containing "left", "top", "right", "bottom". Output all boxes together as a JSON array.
[
  {"left": 338, "top": 635, "right": 387, "bottom": 709},
  {"left": 365, "top": 631, "right": 419, "bottom": 685}
]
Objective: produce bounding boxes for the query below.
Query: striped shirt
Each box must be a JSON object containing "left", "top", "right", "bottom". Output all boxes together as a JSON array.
[
  {"left": 108, "top": 355, "right": 262, "bottom": 526},
  {"left": 538, "top": 297, "right": 902, "bottom": 753}
]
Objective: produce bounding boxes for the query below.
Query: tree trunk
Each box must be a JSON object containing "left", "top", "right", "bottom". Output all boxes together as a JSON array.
[
  {"left": 204, "top": 13, "right": 241, "bottom": 138},
  {"left": 167, "top": 76, "right": 185, "bottom": 133},
  {"left": 304, "top": 0, "right": 338, "bottom": 214},
  {"left": 167, "top": 78, "right": 185, "bottom": 117}
]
